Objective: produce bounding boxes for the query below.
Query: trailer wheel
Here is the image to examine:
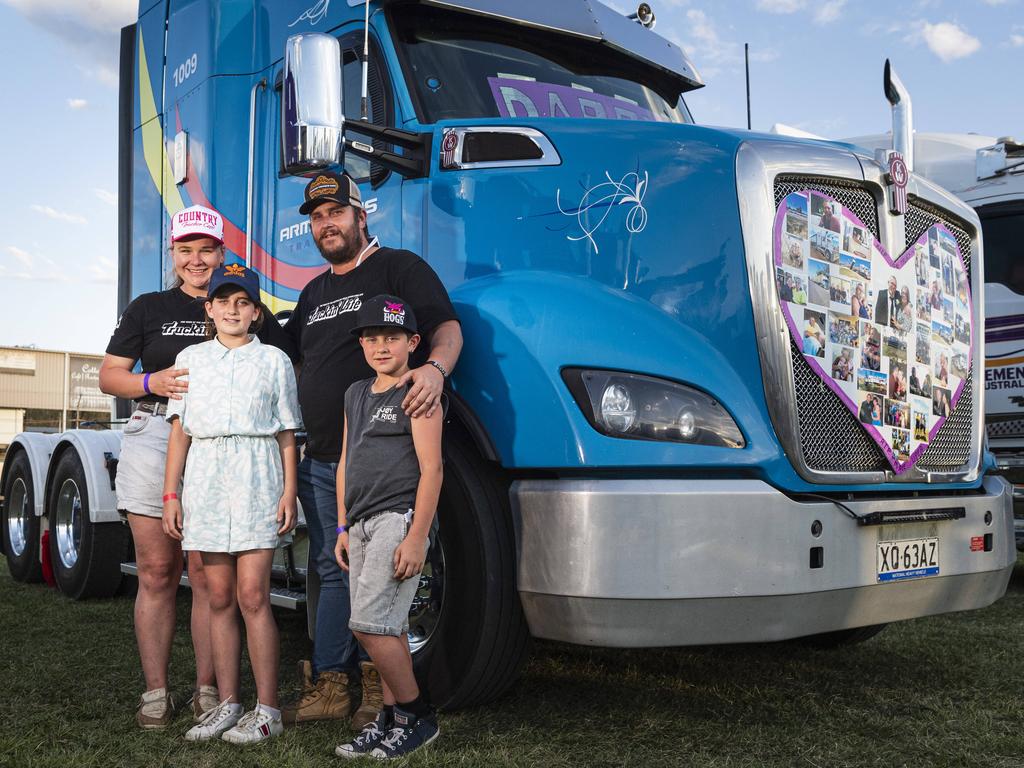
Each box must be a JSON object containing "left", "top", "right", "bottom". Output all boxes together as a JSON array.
[
  {"left": 801, "top": 623, "right": 888, "bottom": 648},
  {"left": 2, "top": 451, "right": 42, "bottom": 583},
  {"left": 411, "top": 432, "right": 530, "bottom": 711},
  {"left": 47, "top": 450, "right": 125, "bottom": 599}
]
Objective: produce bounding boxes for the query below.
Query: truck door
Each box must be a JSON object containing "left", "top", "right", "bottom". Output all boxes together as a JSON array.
[
  {"left": 980, "top": 201, "right": 1024, "bottom": 441},
  {"left": 269, "top": 25, "right": 403, "bottom": 314}
]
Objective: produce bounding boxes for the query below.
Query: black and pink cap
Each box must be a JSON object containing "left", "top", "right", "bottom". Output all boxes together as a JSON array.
[{"left": 350, "top": 294, "right": 418, "bottom": 336}]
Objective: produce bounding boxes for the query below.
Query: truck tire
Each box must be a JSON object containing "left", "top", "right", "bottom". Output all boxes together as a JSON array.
[
  {"left": 47, "top": 450, "right": 126, "bottom": 599},
  {"left": 411, "top": 432, "right": 530, "bottom": 711},
  {"left": 800, "top": 623, "right": 888, "bottom": 648},
  {"left": 2, "top": 451, "right": 43, "bottom": 583}
]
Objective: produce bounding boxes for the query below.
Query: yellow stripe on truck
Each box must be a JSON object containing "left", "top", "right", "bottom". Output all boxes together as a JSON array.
[
  {"left": 137, "top": 29, "right": 184, "bottom": 217},
  {"left": 261, "top": 290, "right": 297, "bottom": 315},
  {"left": 987, "top": 356, "right": 1024, "bottom": 368}
]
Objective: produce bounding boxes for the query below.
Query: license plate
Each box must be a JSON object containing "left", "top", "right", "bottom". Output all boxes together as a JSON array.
[{"left": 876, "top": 537, "right": 939, "bottom": 582}]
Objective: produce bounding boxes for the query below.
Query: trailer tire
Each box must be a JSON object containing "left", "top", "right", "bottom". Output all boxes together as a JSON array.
[
  {"left": 411, "top": 431, "right": 530, "bottom": 711},
  {"left": 2, "top": 451, "right": 43, "bottom": 583},
  {"left": 47, "top": 450, "right": 125, "bottom": 599}
]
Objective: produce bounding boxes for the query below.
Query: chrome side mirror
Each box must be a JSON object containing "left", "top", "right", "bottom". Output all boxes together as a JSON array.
[{"left": 282, "top": 33, "right": 343, "bottom": 174}]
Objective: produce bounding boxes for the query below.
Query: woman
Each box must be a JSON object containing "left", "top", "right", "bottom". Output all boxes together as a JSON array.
[
  {"left": 896, "top": 286, "right": 913, "bottom": 333},
  {"left": 851, "top": 284, "right": 869, "bottom": 319},
  {"left": 100, "top": 205, "right": 295, "bottom": 729}
]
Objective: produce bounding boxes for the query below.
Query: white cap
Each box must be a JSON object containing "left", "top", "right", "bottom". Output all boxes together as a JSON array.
[{"left": 171, "top": 205, "right": 224, "bottom": 244}]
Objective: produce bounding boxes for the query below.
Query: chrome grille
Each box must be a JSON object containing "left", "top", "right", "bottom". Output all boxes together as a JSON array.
[
  {"left": 988, "top": 417, "right": 1024, "bottom": 440},
  {"left": 906, "top": 197, "right": 974, "bottom": 471},
  {"left": 772, "top": 178, "right": 975, "bottom": 475}
]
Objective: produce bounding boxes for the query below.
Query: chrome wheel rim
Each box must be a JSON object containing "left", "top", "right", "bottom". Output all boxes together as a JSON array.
[
  {"left": 7, "top": 478, "right": 29, "bottom": 557},
  {"left": 407, "top": 530, "right": 446, "bottom": 655},
  {"left": 55, "top": 479, "right": 83, "bottom": 570}
]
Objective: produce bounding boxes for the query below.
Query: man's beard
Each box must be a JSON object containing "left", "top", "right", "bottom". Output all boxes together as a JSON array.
[{"left": 315, "top": 225, "right": 364, "bottom": 265}]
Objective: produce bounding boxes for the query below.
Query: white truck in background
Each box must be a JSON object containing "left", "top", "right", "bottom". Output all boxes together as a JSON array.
[{"left": 842, "top": 132, "right": 1024, "bottom": 549}]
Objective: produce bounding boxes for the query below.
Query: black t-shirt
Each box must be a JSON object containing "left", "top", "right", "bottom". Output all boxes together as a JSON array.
[
  {"left": 106, "top": 287, "right": 298, "bottom": 404},
  {"left": 285, "top": 247, "right": 458, "bottom": 462}
]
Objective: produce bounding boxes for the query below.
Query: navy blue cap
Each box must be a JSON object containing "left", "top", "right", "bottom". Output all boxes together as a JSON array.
[
  {"left": 208, "top": 264, "right": 260, "bottom": 304},
  {"left": 351, "top": 294, "right": 418, "bottom": 336}
]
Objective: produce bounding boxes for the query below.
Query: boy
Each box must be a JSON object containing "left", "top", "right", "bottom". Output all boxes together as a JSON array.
[{"left": 333, "top": 294, "right": 444, "bottom": 760}]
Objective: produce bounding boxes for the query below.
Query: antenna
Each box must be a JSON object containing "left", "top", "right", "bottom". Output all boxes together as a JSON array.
[
  {"left": 745, "top": 43, "right": 751, "bottom": 130},
  {"left": 361, "top": 0, "right": 370, "bottom": 121}
]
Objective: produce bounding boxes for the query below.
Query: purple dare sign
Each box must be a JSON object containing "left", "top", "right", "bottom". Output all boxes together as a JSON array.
[{"left": 487, "top": 77, "right": 654, "bottom": 122}]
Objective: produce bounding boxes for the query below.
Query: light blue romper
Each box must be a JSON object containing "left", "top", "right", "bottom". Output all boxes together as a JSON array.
[{"left": 166, "top": 336, "right": 302, "bottom": 553}]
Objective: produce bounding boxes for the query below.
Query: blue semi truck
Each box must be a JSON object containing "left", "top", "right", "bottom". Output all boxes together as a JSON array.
[{"left": 1, "top": 0, "right": 1015, "bottom": 709}]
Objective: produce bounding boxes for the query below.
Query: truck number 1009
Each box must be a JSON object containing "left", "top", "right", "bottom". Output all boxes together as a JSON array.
[{"left": 173, "top": 54, "right": 199, "bottom": 88}]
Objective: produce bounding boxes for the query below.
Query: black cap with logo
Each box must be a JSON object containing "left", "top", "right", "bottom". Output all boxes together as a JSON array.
[
  {"left": 350, "top": 294, "right": 418, "bottom": 336},
  {"left": 299, "top": 171, "right": 364, "bottom": 215}
]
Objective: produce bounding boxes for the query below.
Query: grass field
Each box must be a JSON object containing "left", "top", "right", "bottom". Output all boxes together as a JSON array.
[{"left": 2, "top": 559, "right": 1022, "bottom": 768}]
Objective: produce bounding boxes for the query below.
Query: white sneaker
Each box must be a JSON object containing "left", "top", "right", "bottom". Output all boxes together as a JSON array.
[
  {"left": 221, "top": 703, "right": 283, "bottom": 744},
  {"left": 184, "top": 699, "right": 244, "bottom": 742}
]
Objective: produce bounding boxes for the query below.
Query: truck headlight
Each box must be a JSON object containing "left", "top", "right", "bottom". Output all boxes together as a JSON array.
[
  {"left": 563, "top": 369, "right": 745, "bottom": 448},
  {"left": 600, "top": 383, "right": 636, "bottom": 433}
]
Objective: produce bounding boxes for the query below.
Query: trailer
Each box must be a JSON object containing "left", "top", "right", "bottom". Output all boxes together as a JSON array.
[{"left": 2, "top": 2, "right": 1015, "bottom": 710}]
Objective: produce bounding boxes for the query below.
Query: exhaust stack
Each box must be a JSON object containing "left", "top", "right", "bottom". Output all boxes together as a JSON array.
[{"left": 883, "top": 59, "right": 913, "bottom": 171}]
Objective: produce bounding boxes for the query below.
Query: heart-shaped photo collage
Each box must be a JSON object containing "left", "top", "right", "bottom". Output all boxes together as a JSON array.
[{"left": 772, "top": 190, "right": 973, "bottom": 474}]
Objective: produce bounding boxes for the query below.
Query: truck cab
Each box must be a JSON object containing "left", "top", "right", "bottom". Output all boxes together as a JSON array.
[{"left": 2, "top": 0, "right": 1015, "bottom": 711}]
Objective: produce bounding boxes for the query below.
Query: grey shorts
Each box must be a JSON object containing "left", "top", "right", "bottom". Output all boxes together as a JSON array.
[
  {"left": 116, "top": 410, "right": 174, "bottom": 518},
  {"left": 348, "top": 512, "right": 428, "bottom": 637}
]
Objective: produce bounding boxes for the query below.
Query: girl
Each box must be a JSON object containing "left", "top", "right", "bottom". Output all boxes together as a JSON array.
[
  {"left": 100, "top": 205, "right": 291, "bottom": 728},
  {"left": 162, "top": 265, "right": 302, "bottom": 744}
]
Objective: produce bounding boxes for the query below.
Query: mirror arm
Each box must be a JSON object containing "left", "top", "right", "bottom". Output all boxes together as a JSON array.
[{"left": 344, "top": 120, "right": 432, "bottom": 177}]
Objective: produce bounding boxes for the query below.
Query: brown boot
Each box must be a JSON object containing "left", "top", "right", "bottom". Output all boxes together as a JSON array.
[
  {"left": 281, "top": 670, "right": 355, "bottom": 726},
  {"left": 297, "top": 659, "right": 314, "bottom": 692},
  {"left": 350, "top": 661, "right": 384, "bottom": 731}
]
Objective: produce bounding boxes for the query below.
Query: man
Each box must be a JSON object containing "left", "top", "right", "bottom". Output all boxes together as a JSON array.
[
  {"left": 281, "top": 171, "right": 462, "bottom": 729},
  {"left": 874, "top": 276, "right": 898, "bottom": 328}
]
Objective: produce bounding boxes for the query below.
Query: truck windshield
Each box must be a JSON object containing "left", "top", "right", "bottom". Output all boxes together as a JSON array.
[
  {"left": 980, "top": 205, "right": 1024, "bottom": 294},
  {"left": 390, "top": 5, "right": 691, "bottom": 125}
]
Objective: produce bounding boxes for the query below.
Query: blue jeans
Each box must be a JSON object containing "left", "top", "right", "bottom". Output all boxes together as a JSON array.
[{"left": 298, "top": 456, "right": 368, "bottom": 677}]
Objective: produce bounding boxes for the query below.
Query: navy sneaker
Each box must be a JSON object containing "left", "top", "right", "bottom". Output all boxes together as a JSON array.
[
  {"left": 335, "top": 710, "right": 390, "bottom": 760},
  {"left": 369, "top": 707, "right": 439, "bottom": 760}
]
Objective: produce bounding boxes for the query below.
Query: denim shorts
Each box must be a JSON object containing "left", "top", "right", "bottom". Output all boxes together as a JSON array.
[
  {"left": 348, "top": 511, "right": 427, "bottom": 637},
  {"left": 116, "top": 410, "right": 173, "bottom": 518}
]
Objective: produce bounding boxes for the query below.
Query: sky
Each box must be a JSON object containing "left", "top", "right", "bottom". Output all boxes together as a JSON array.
[{"left": 0, "top": 0, "right": 1020, "bottom": 355}]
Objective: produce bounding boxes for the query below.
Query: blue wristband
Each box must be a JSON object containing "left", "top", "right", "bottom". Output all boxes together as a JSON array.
[
  {"left": 336, "top": 525, "right": 347, "bottom": 534},
  {"left": 142, "top": 373, "right": 152, "bottom": 395}
]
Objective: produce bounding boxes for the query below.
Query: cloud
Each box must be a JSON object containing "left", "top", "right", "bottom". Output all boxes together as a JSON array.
[
  {"left": 5, "top": 245, "right": 34, "bottom": 267},
  {"left": 0, "top": 0, "right": 136, "bottom": 86},
  {"left": 67, "top": 98, "right": 88, "bottom": 110},
  {"left": 88, "top": 261, "right": 117, "bottom": 284},
  {"left": 755, "top": 0, "right": 805, "bottom": 13},
  {"left": 94, "top": 188, "right": 117, "bottom": 207},
  {"left": 814, "top": 0, "right": 847, "bottom": 24},
  {"left": 750, "top": 48, "right": 781, "bottom": 63},
  {"left": 670, "top": 9, "right": 741, "bottom": 77},
  {"left": 1011, "top": 28, "right": 1024, "bottom": 46},
  {"left": 921, "top": 21, "right": 981, "bottom": 61},
  {"left": 30, "top": 205, "right": 88, "bottom": 225}
]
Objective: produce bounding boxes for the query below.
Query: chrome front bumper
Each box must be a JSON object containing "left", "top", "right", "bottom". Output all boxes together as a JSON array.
[{"left": 511, "top": 476, "right": 1014, "bottom": 646}]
